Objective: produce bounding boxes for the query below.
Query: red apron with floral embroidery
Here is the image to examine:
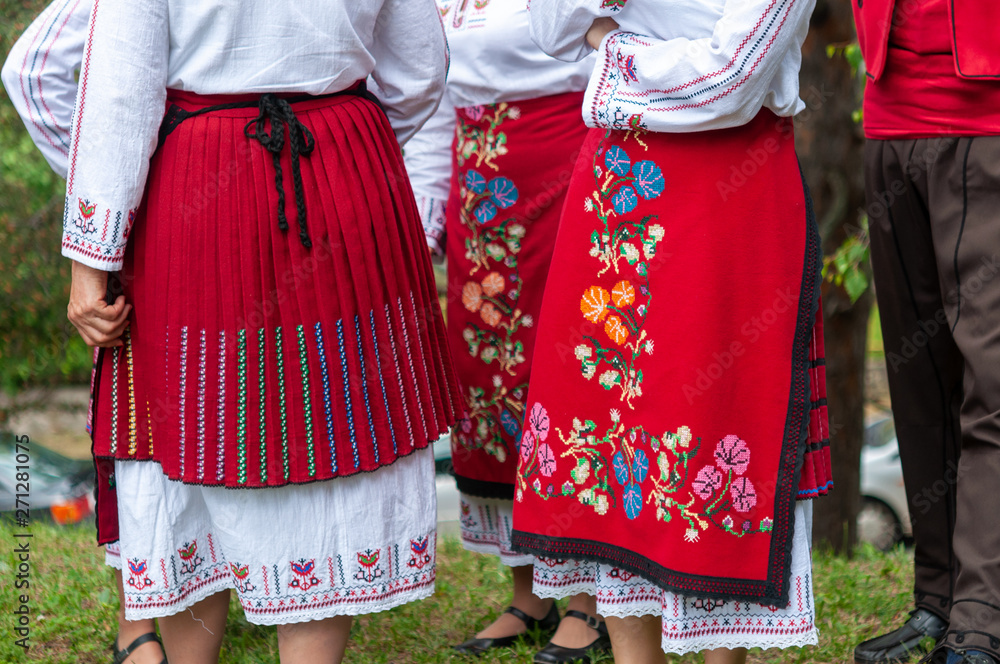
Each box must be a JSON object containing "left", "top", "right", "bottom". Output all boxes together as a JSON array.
[
  {"left": 511, "top": 111, "right": 830, "bottom": 605},
  {"left": 447, "top": 91, "right": 588, "bottom": 498}
]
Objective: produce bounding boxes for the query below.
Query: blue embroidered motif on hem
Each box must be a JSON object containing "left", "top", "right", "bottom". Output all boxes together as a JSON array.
[
  {"left": 314, "top": 322, "right": 338, "bottom": 474},
  {"left": 370, "top": 310, "right": 398, "bottom": 456},
  {"left": 354, "top": 315, "right": 379, "bottom": 466}
]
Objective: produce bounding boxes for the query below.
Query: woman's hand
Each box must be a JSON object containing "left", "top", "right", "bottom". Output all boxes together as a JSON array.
[
  {"left": 67, "top": 260, "right": 131, "bottom": 347},
  {"left": 586, "top": 17, "right": 619, "bottom": 50}
]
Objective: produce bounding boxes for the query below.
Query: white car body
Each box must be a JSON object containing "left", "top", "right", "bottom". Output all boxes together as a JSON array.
[{"left": 859, "top": 418, "right": 913, "bottom": 550}]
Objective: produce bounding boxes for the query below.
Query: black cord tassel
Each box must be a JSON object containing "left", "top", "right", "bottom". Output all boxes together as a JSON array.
[{"left": 244, "top": 94, "right": 316, "bottom": 248}]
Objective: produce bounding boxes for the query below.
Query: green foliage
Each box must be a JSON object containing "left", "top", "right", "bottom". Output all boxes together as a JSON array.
[
  {"left": 826, "top": 42, "right": 865, "bottom": 78},
  {"left": 823, "top": 216, "right": 871, "bottom": 304},
  {"left": 0, "top": 0, "right": 92, "bottom": 403},
  {"left": 0, "top": 521, "right": 922, "bottom": 664},
  {"left": 827, "top": 42, "right": 866, "bottom": 125}
]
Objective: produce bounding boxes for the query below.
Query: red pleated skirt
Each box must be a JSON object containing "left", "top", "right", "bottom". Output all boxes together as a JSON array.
[
  {"left": 446, "top": 91, "right": 589, "bottom": 499},
  {"left": 90, "top": 90, "right": 463, "bottom": 488},
  {"left": 511, "top": 112, "right": 830, "bottom": 606}
]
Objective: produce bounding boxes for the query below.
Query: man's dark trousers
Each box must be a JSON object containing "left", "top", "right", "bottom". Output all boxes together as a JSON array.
[{"left": 867, "top": 136, "right": 1000, "bottom": 657}]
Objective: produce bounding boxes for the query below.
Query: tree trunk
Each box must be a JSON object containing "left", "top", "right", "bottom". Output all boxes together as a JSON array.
[{"left": 794, "top": 0, "right": 871, "bottom": 553}]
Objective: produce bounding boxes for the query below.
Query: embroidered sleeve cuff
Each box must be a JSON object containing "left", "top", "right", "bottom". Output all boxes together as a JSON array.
[
  {"left": 582, "top": 30, "right": 634, "bottom": 130},
  {"left": 417, "top": 196, "right": 447, "bottom": 258},
  {"left": 61, "top": 196, "right": 137, "bottom": 271}
]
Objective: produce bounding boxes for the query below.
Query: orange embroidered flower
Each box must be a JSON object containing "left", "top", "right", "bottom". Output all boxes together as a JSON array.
[
  {"left": 480, "top": 302, "right": 502, "bottom": 327},
  {"left": 580, "top": 286, "right": 611, "bottom": 323},
  {"left": 462, "top": 282, "right": 484, "bottom": 312},
  {"left": 481, "top": 271, "right": 505, "bottom": 297},
  {"left": 604, "top": 315, "right": 630, "bottom": 345},
  {"left": 611, "top": 280, "right": 635, "bottom": 307}
]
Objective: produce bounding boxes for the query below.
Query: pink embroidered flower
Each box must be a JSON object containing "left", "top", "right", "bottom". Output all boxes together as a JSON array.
[
  {"left": 692, "top": 465, "right": 723, "bottom": 500},
  {"left": 527, "top": 403, "right": 550, "bottom": 441},
  {"left": 519, "top": 430, "right": 536, "bottom": 466},
  {"left": 722, "top": 515, "right": 734, "bottom": 529},
  {"left": 731, "top": 477, "right": 758, "bottom": 513},
  {"left": 714, "top": 435, "right": 751, "bottom": 475},
  {"left": 465, "top": 105, "right": 485, "bottom": 122},
  {"left": 537, "top": 443, "right": 557, "bottom": 477}
]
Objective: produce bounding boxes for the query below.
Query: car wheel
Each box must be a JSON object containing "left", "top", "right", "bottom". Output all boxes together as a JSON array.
[{"left": 858, "top": 498, "right": 902, "bottom": 552}]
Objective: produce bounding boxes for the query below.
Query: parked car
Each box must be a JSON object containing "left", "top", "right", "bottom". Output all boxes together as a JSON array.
[
  {"left": 0, "top": 431, "right": 94, "bottom": 526},
  {"left": 859, "top": 416, "right": 912, "bottom": 551}
]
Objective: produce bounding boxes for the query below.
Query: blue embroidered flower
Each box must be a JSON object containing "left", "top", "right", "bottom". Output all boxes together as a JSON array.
[
  {"left": 605, "top": 145, "right": 631, "bottom": 176},
  {"left": 474, "top": 200, "right": 498, "bottom": 224},
  {"left": 623, "top": 482, "right": 643, "bottom": 519},
  {"left": 612, "top": 450, "right": 629, "bottom": 486},
  {"left": 612, "top": 185, "right": 639, "bottom": 215},
  {"left": 632, "top": 160, "right": 665, "bottom": 200},
  {"left": 465, "top": 169, "right": 487, "bottom": 194},
  {"left": 488, "top": 177, "right": 519, "bottom": 209},
  {"left": 632, "top": 449, "right": 649, "bottom": 484},
  {"left": 500, "top": 409, "right": 521, "bottom": 437}
]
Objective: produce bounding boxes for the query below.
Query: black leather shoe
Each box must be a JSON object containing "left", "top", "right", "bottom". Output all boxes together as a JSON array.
[
  {"left": 533, "top": 610, "right": 612, "bottom": 664},
  {"left": 454, "top": 603, "right": 561, "bottom": 656},
  {"left": 855, "top": 609, "right": 948, "bottom": 663}
]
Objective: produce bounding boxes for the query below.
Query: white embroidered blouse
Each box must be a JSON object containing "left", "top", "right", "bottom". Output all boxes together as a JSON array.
[
  {"left": 527, "top": 0, "right": 816, "bottom": 133},
  {"left": 404, "top": 0, "right": 594, "bottom": 256},
  {"left": 44, "top": 0, "right": 447, "bottom": 271}
]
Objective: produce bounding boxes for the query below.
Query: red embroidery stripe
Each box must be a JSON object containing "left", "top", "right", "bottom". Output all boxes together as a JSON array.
[
  {"left": 641, "top": 0, "right": 798, "bottom": 116},
  {"left": 653, "top": 0, "right": 778, "bottom": 96},
  {"left": 591, "top": 0, "right": 797, "bottom": 126},
  {"left": 100, "top": 208, "right": 109, "bottom": 241},
  {"left": 124, "top": 565, "right": 229, "bottom": 611},
  {"left": 240, "top": 574, "right": 435, "bottom": 617},
  {"left": 17, "top": 2, "right": 67, "bottom": 154},
  {"left": 61, "top": 237, "right": 125, "bottom": 265},
  {"left": 36, "top": 0, "right": 85, "bottom": 145},
  {"left": 66, "top": 0, "right": 100, "bottom": 196},
  {"left": 647, "top": 5, "right": 794, "bottom": 115}
]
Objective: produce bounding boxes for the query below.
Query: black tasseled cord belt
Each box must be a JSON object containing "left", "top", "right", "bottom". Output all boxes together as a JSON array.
[
  {"left": 244, "top": 94, "right": 315, "bottom": 248},
  {"left": 155, "top": 83, "right": 384, "bottom": 249}
]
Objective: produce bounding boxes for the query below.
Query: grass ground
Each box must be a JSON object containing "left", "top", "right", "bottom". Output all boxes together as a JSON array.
[{"left": 1, "top": 521, "right": 919, "bottom": 664}]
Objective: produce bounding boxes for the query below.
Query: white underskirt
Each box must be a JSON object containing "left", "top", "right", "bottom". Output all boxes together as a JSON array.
[
  {"left": 458, "top": 493, "right": 534, "bottom": 567},
  {"left": 109, "top": 449, "right": 437, "bottom": 625},
  {"left": 532, "top": 502, "right": 818, "bottom": 655}
]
